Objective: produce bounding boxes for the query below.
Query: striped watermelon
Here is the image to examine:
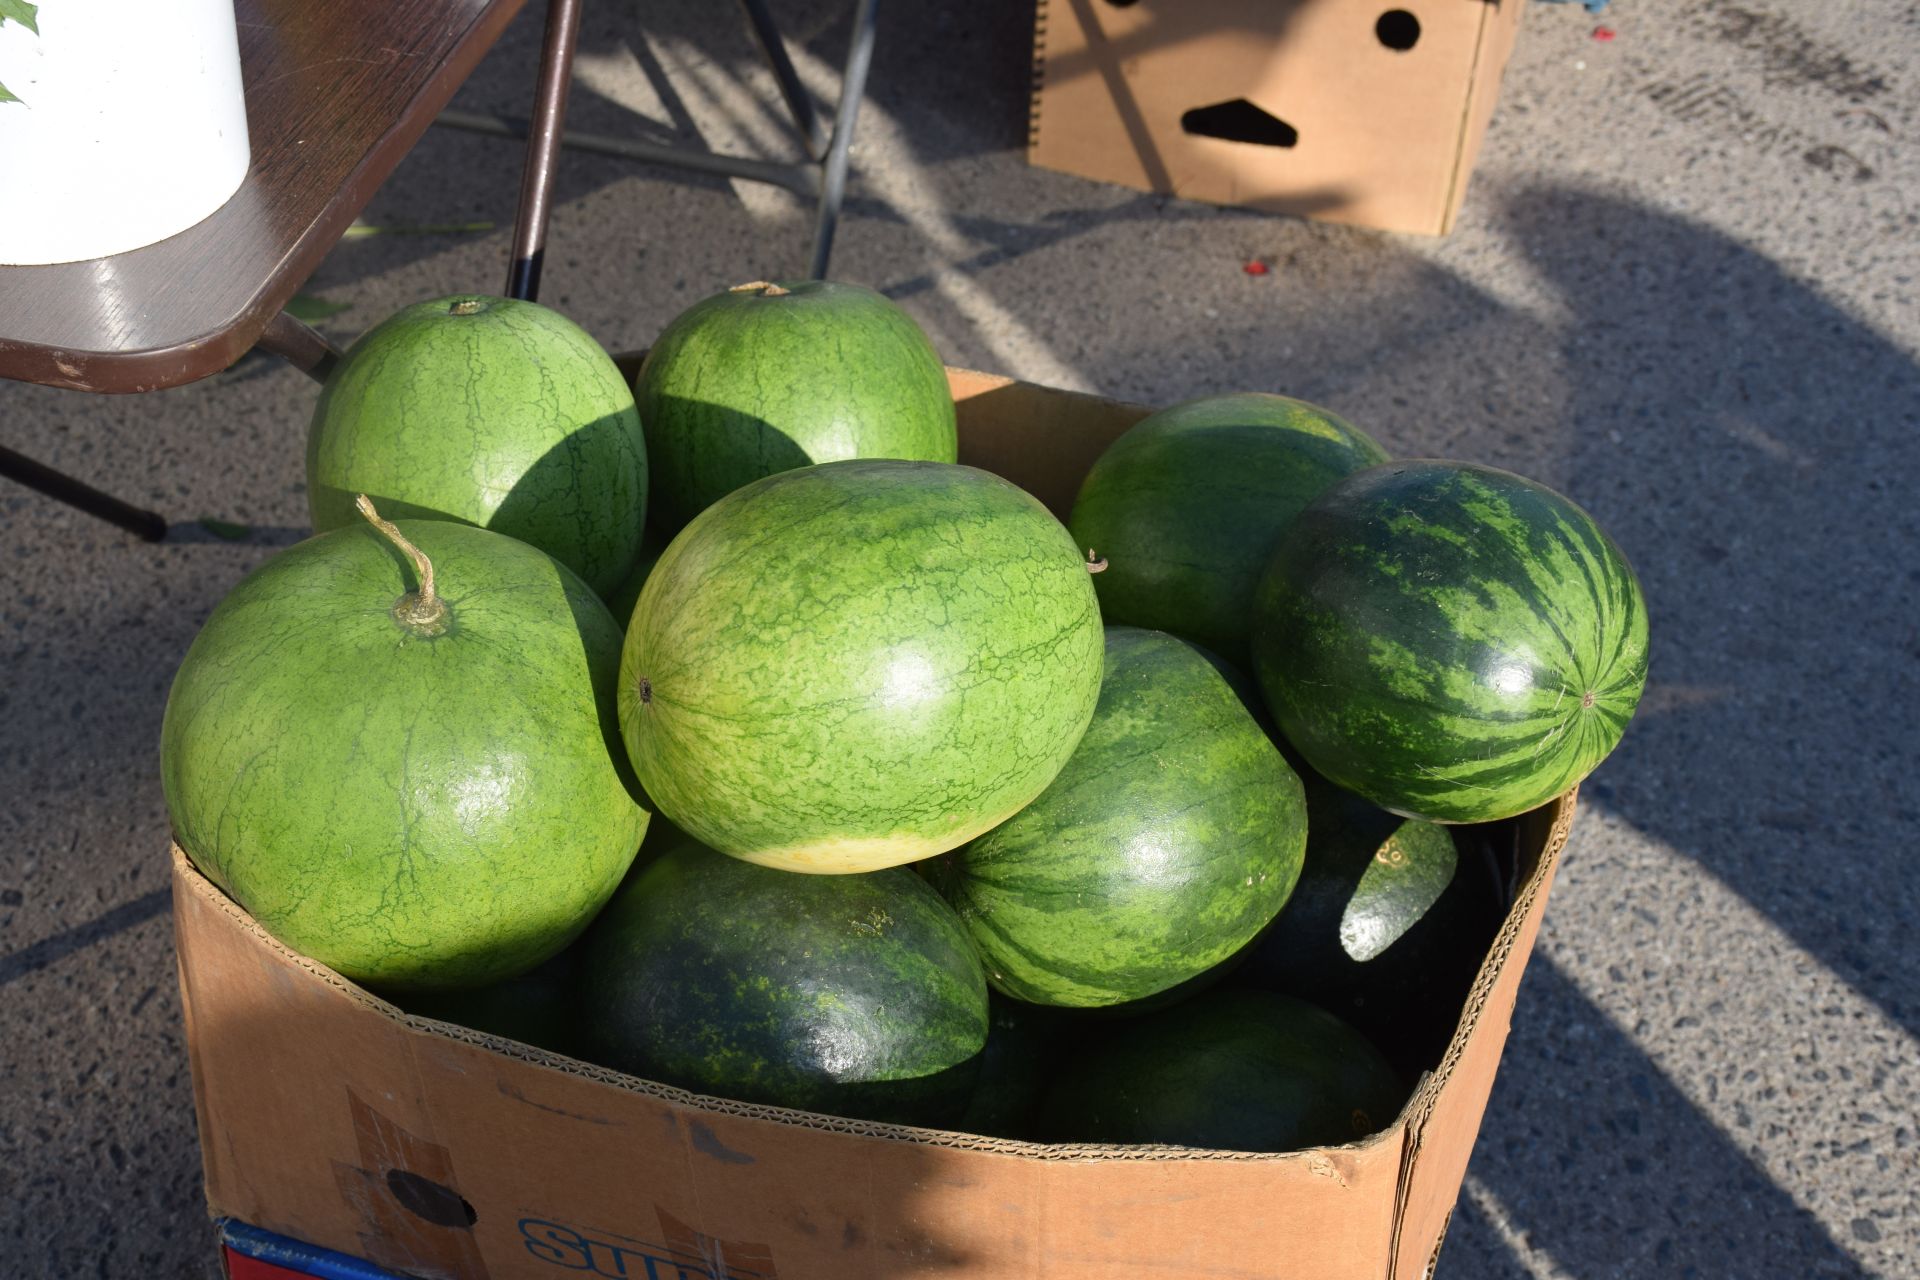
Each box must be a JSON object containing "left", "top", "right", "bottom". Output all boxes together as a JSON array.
[
  {"left": 1034, "top": 989, "right": 1406, "bottom": 1152},
  {"left": 1231, "top": 774, "right": 1506, "bottom": 1079},
  {"left": 1252, "top": 461, "right": 1648, "bottom": 823},
  {"left": 922, "top": 627, "right": 1305, "bottom": 1008}
]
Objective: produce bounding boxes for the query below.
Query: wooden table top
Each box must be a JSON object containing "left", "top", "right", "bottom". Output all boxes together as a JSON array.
[{"left": 0, "top": 0, "right": 525, "bottom": 394}]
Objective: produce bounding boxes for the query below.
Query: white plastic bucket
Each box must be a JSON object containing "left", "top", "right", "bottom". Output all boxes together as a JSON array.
[{"left": 0, "top": 0, "right": 251, "bottom": 265}]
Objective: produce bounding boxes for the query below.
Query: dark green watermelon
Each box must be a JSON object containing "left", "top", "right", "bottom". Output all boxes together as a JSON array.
[
  {"left": 1035, "top": 989, "right": 1405, "bottom": 1152},
  {"left": 635, "top": 279, "right": 956, "bottom": 530},
  {"left": 392, "top": 946, "right": 583, "bottom": 1057},
  {"left": 1252, "top": 461, "right": 1648, "bottom": 823},
  {"left": 576, "top": 839, "right": 989, "bottom": 1126},
  {"left": 619, "top": 459, "right": 1104, "bottom": 873},
  {"left": 922, "top": 627, "right": 1305, "bottom": 1008},
  {"left": 953, "top": 995, "right": 1071, "bottom": 1140},
  {"left": 1067, "top": 393, "right": 1387, "bottom": 665},
  {"left": 1232, "top": 776, "right": 1506, "bottom": 1079}
]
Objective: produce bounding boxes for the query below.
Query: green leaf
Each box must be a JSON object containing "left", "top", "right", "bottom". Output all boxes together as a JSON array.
[
  {"left": 286, "top": 293, "right": 353, "bottom": 322},
  {"left": 0, "top": 0, "right": 41, "bottom": 35},
  {"left": 0, "top": 1, "right": 39, "bottom": 104},
  {"left": 198, "top": 518, "right": 252, "bottom": 542}
]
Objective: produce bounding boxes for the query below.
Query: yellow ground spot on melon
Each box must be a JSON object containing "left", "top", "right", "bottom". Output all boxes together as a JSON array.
[
  {"left": 848, "top": 909, "right": 895, "bottom": 937},
  {"left": 1283, "top": 412, "right": 1359, "bottom": 445},
  {"left": 731, "top": 836, "right": 947, "bottom": 875},
  {"left": 735, "top": 798, "right": 1035, "bottom": 874}
]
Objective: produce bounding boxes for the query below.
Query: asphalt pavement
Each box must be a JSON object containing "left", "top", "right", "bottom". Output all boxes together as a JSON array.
[{"left": 2, "top": 1, "right": 1916, "bottom": 1275}]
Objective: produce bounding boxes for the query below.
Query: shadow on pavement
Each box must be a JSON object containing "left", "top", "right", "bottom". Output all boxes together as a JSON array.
[
  {"left": 1459, "top": 955, "right": 1869, "bottom": 1279},
  {"left": 1504, "top": 184, "right": 1920, "bottom": 1046}
]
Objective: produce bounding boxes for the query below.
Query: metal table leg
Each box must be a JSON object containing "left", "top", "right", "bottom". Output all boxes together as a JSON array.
[
  {"left": 256, "top": 310, "right": 343, "bottom": 383},
  {"left": 808, "top": 0, "right": 879, "bottom": 281},
  {"left": 0, "top": 445, "right": 168, "bottom": 541},
  {"left": 438, "top": 0, "right": 881, "bottom": 280},
  {"left": 740, "top": 0, "right": 830, "bottom": 159},
  {"left": 506, "top": 0, "right": 585, "bottom": 301}
]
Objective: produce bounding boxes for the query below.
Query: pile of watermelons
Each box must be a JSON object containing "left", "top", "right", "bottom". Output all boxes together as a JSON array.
[{"left": 159, "top": 281, "right": 1648, "bottom": 1152}]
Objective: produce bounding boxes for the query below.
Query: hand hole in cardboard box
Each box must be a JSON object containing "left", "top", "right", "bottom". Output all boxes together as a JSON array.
[
  {"left": 385, "top": 1168, "right": 479, "bottom": 1229},
  {"left": 1180, "top": 99, "right": 1299, "bottom": 148},
  {"left": 1376, "top": 9, "right": 1421, "bottom": 50}
]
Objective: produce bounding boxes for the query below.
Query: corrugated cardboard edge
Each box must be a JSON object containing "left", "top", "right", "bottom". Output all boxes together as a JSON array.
[
  {"left": 1029, "top": 0, "right": 1051, "bottom": 156},
  {"left": 1387, "top": 789, "right": 1578, "bottom": 1278},
  {"left": 171, "top": 841, "right": 1411, "bottom": 1168},
  {"left": 1438, "top": 0, "right": 1528, "bottom": 235}
]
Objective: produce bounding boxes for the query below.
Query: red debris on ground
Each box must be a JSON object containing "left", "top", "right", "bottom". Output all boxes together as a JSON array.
[
  {"left": 1592, "top": 26, "right": 1617, "bottom": 41},
  {"left": 1243, "top": 260, "right": 1270, "bottom": 276}
]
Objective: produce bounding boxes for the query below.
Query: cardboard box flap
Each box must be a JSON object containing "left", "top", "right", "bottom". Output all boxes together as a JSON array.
[
  {"left": 1443, "top": 0, "right": 1530, "bottom": 235},
  {"left": 949, "top": 366, "right": 1152, "bottom": 518},
  {"left": 1388, "top": 792, "right": 1578, "bottom": 1278},
  {"left": 172, "top": 846, "right": 477, "bottom": 1275},
  {"left": 174, "top": 845, "right": 1425, "bottom": 1278}
]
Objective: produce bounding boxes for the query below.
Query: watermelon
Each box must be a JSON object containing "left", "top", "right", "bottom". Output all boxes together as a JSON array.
[
  {"left": 1252, "top": 461, "right": 1648, "bottom": 823},
  {"left": 160, "top": 504, "right": 648, "bottom": 990},
  {"left": 576, "top": 838, "right": 988, "bottom": 1126},
  {"left": 393, "top": 946, "right": 583, "bottom": 1058},
  {"left": 306, "top": 294, "right": 647, "bottom": 599},
  {"left": 1232, "top": 775, "right": 1506, "bottom": 1079},
  {"left": 1035, "top": 989, "right": 1405, "bottom": 1152},
  {"left": 953, "top": 995, "right": 1071, "bottom": 1140},
  {"left": 1067, "top": 393, "right": 1387, "bottom": 664},
  {"left": 635, "top": 279, "right": 956, "bottom": 530},
  {"left": 603, "top": 520, "right": 669, "bottom": 627},
  {"left": 923, "top": 627, "right": 1306, "bottom": 1007},
  {"left": 619, "top": 459, "right": 1104, "bottom": 873}
]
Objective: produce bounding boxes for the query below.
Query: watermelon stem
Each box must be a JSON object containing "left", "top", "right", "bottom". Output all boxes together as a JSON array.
[
  {"left": 354, "top": 494, "right": 451, "bottom": 637},
  {"left": 447, "top": 298, "right": 488, "bottom": 316},
  {"left": 728, "top": 280, "right": 790, "bottom": 297}
]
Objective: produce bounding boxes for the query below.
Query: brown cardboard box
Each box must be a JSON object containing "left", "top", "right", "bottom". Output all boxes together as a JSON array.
[
  {"left": 175, "top": 368, "right": 1577, "bottom": 1279},
  {"left": 1027, "top": 0, "right": 1529, "bottom": 235}
]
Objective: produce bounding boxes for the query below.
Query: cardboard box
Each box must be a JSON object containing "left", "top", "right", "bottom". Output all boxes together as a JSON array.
[
  {"left": 1027, "top": 0, "right": 1529, "bottom": 235},
  {"left": 175, "top": 368, "right": 1579, "bottom": 1280}
]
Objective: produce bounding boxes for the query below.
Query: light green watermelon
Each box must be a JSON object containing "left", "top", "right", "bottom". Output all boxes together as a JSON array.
[
  {"left": 619, "top": 458, "right": 1104, "bottom": 873},
  {"left": 635, "top": 279, "right": 956, "bottom": 530},
  {"left": 306, "top": 294, "right": 647, "bottom": 598},
  {"left": 161, "top": 506, "right": 648, "bottom": 990},
  {"left": 1067, "top": 393, "right": 1387, "bottom": 664}
]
